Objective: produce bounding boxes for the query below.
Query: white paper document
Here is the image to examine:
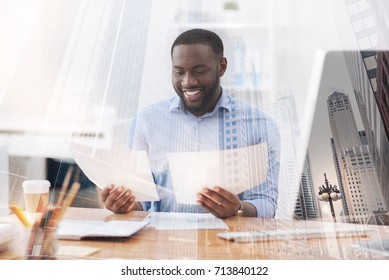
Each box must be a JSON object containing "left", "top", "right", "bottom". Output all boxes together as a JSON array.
[
  {"left": 68, "top": 141, "right": 159, "bottom": 202},
  {"left": 0, "top": 223, "right": 15, "bottom": 251},
  {"left": 167, "top": 143, "right": 268, "bottom": 204},
  {"left": 56, "top": 219, "right": 150, "bottom": 240},
  {"left": 143, "top": 212, "right": 229, "bottom": 230}
]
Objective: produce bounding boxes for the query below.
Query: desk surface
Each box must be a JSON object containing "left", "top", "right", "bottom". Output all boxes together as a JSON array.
[{"left": 1, "top": 207, "right": 389, "bottom": 260}]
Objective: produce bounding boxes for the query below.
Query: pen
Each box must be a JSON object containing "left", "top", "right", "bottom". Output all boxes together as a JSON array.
[
  {"left": 9, "top": 204, "right": 31, "bottom": 227},
  {"left": 57, "top": 182, "right": 80, "bottom": 220},
  {"left": 56, "top": 165, "right": 73, "bottom": 207}
]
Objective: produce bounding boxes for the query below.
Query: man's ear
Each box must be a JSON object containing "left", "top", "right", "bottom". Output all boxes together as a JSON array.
[{"left": 218, "top": 57, "right": 227, "bottom": 77}]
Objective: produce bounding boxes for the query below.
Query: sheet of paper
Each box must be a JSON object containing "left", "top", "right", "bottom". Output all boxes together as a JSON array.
[
  {"left": 0, "top": 223, "right": 15, "bottom": 252},
  {"left": 68, "top": 141, "right": 159, "bottom": 202},
  {"left": 56, "top": 246, "right": 101, "bottom": 257},
  {"left": 143, "top": 212, "right": 228, "bottom": 230},
  {"left": 167, "top": 143, "right": 268, "bottom": 204}
]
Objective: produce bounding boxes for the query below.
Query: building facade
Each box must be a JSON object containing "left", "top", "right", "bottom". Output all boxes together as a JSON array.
[
  {"left": 327, "top": 91, "right": 386, "bottom": 223},
  {"left": 343, "top": 0, "right": 389, "bottom": 213}
]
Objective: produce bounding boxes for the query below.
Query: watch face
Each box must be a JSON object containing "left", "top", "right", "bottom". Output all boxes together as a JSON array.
[
  {"left": 235, "top": 201, "right": 244, "bottom": 216},
  {"left": 235, "top": 209, "right": 244, "bottom": 217}
]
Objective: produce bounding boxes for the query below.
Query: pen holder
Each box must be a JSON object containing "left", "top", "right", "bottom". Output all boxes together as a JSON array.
[
  {"left": 39, "top": 226, "right": 58, "bottom": 259},
  {"left": 23, "top": 180, "right": 80, "bottom": 259},
  {"left": 25, "top": 205, "right": 62, "bottom": 260},
  {"left": 25, "top": 227, "right": 58, "bottom": 260}
]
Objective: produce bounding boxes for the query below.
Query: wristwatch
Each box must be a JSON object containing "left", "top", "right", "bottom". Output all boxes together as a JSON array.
[{"left": 234, "top": 201, "right": 244, "bottom": 217}]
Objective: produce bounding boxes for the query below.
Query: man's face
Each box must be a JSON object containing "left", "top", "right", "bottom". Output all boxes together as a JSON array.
[{"left": 171, "top": 44, "right": 227, "bottom": 116}]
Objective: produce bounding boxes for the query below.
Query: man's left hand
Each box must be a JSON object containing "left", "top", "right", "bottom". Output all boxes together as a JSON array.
[{"left": 197, "top": 186, "right": 241, "bottom": 218}]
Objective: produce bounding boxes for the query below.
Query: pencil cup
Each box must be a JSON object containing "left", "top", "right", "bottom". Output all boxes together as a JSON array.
[
  {"left": 22, "top": 180, "right": 51, "bottom": 213},
  {"left": 25, "top": 205, "right": 62, "bottom": 260},
  {"left": 37, "top": 226, "right": 58, "bottom": 259}
]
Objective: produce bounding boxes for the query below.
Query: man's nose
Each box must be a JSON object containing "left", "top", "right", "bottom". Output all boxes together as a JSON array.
[{"left": 182, "top": 73, "right": 197, "bottom": 86}]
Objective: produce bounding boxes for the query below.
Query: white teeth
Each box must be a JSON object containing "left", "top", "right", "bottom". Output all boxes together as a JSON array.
[{"left": 184, "top": 90, "right": 200, "bottom": 96}]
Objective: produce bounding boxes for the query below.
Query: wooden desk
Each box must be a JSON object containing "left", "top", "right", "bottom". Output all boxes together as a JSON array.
[{"left": 1, "top": 207, "right": 389, "bottom": 260}]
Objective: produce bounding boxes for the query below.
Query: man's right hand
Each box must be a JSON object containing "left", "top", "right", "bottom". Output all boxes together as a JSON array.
[{"left": 101, "top": 184, "right": 139, "bottom": 214}]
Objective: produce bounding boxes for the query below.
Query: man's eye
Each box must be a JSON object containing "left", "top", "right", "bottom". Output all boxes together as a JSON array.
[
  {"left": 194, "top": 69, "right": 206, "bottom": 74},
  {"left": 174, "top": 71, "right": 184, "bottom": 76}
]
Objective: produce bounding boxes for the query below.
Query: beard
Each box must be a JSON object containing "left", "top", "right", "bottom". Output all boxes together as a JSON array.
[{"left": 175, "top": 74, "right": 220, "bottom": 116}]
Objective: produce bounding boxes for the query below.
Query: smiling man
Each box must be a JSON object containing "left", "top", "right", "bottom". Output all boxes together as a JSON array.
[
  {"left": 171, "top": 41, "right": 225, "bottom": 117},
  {"left": 102, "top": 29, "right": 280, "bottom": 219}
]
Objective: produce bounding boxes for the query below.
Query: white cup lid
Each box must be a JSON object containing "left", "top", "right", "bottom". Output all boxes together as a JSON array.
[{"left": 22, "top": 180, "right": 51, "bottom": 194}]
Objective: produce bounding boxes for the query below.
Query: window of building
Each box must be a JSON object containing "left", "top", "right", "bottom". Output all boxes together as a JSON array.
[
  {"left": 364, "top": 55, "right": 377, "bottom": 70},
  {"left": 353, "top": 19, "right": 364, "bottom": 32},
  {"left": 363, "top": 16, "right": 375, "bottom": 29},
  {"left": 358, "top": 37, "right": 371, "bottom": 50},
  {"left": 370, "top": 77, "right": 377, "bottom": 92},
  {"left": 357, "top": 0, "right": 369, "bottom": 11},
  {"left": 347, "top": 3, "right": 359, "bottom": 15}
]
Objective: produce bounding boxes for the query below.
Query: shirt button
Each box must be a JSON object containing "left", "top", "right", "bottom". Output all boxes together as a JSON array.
[{"left": 198, "top": 118, "right": 202, "bottom": 122}]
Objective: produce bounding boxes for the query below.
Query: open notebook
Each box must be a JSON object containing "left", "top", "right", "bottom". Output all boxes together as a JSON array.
[{"left": 56, "top": 219, "right": 149, "bottom": 240}]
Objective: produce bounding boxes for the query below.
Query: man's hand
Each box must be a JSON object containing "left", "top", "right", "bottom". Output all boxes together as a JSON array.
[
  {"left": 101, "top": 184, "right": 138, "bottom": 214},
  {"left": 196, "top": 186, "right": 241, "bottom": 218}
]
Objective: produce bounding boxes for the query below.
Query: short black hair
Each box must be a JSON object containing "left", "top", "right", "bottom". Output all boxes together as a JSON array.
[{"left": 171, "top": 29, "right": 224, "bottom": 57}]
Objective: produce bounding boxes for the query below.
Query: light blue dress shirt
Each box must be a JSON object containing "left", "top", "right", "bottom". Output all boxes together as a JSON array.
[{"left": 129, "top": 91, "right": 280, "bottom": 218}]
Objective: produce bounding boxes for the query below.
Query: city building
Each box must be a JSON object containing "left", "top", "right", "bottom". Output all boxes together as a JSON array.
[
  {"left": 343, "top": 0, "right": 389, "bottom": 214},
  {"left": 294, "top": 153, "right": 320, "bottom": 220},
  {"left": 327, "top": 91, "right": 386, "bottom": 223},
  {"left": 270, "top": 96, "right": 319, "bottom": 220}
]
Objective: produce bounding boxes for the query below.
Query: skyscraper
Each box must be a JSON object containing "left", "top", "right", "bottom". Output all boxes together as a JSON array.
[
  {"left": 327, "top": 91, "right": 386, "bottom": 223},
  {"left": 331, "top": 130, "right": 368, "bottom": 221},
  {"left": 294, "top": 153, "right": 320, "bottom": 220},
  {"left": 343, "top": 0, "right": 389, "bottom": 212},
  {"left": 375, "top": 51, "right": 389, "bottom": 138},
  {"left": 330, "top": 138, "right": 349, "bottom": 220},
  {"left": 270, "top": 95, "right": 319, "bottom": 220}
]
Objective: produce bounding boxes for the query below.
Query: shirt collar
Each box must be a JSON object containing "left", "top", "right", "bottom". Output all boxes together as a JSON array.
[{"left": 168, "top": 88, "right": 233, "bottom": 115}]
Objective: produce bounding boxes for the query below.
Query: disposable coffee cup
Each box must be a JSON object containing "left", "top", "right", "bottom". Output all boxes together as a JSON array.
[{"left": 22, "top": 180, "right": 51, "bottom": 213}]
